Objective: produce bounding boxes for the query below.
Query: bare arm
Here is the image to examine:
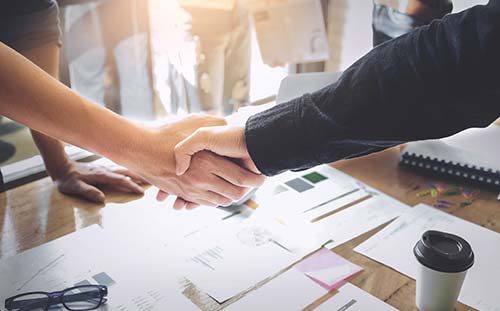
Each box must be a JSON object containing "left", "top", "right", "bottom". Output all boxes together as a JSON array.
[
  {"left": 0, "top": 42, "right": 146, "bottom": 166},
  {"left": 21, "top": 43, "right": 144, "bottom": 202},
  {"left": 0, "top": 42, "right": 265, "bottom": 206}
]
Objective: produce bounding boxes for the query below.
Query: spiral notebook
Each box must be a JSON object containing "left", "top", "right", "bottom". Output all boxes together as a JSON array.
[{"left": 400, "top": 125, "right": 500, "bottom": 189}]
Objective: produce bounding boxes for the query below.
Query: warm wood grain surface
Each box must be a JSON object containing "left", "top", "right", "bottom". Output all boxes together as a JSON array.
[{"left": 1, "top": 146, "right": 498, "bottom": 310}]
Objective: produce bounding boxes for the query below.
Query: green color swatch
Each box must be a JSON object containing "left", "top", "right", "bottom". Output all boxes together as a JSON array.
[{"left": 302, "top": 171, "right": 328, "bottom": 184}]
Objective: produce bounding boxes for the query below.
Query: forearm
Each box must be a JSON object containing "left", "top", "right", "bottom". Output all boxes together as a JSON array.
[
  {"left": 0, "top": 42, "right": 152, "bottom": 171},
  {"left": 30, "top": 130, "right": 73, "bottom": 176},
  {"left": 246, "top": 1, "right": 500, "bottom": 176}
]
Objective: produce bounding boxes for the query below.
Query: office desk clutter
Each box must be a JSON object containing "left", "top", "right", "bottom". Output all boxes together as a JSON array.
[
  {"left": 1, "top": 164, "right": 498, "bottom": 310},
  {"left": 0, "top": 226, "right": 199, "bottom": 310},
  {"left": 355, "top": 204, "right": 500, "bottom": 311},
  {"left": 413, "top": 230, "right": 474, "bottom": 311},
  {"left": 4, "top": 285, "right": 108, "bottom": 311},
  {"left": 401, "top": 125, "right": 500, "bottom": 190},
  {"left": 1, "top": 165, "right": 411, "bottom": 310},
  {"left": 414, "top": 181, "right": 481, "bottom": 208},
  {"left": 294, "top": 247, "right": 363, "bottom": 291}
]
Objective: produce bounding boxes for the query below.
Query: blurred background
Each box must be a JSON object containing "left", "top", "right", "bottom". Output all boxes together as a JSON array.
[{"left": 0, "top": 0, "right": 484, "bottom": 174}]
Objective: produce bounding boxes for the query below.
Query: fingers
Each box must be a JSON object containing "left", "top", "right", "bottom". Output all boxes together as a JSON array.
[
  {"left": 157, "top": 191, "right": 207, "bottom": 210},
  {"left": 91, "top": 172, "right": 144, "bottom": 195},
  {"left": 59, "top": 180, "right": 106, "bottom": 203},
  {"left": 212, "top": 159, "right": 266, "bottom": 188},
  {"left": 173, "top": 197, "right": 209, "bottom": 210},
  {"left": 185, "top": 202, "right": 200, "bottom": 210},
  {"left": 173, "top": 197, "right": 188, "bottom": 210},
  {"left": 156, "top": 190, "right": 169, "bottom": 201},
  {"left": 195, "top": 198, "right": 219, "bottom": 207},
  {"left": 174, "top": 128, "right": 210, "bottom": 175},
  {"left": 173, "top": 198, "right": 200, "bottom": 210},
  {"left": 174, "top": 126, "right": 246, "bottom": 175},
  {"left": 203, "top": 174, "right": 249, "bottom": 201},
  {"left": 112, "top": 168, "right": 149, "bottom": 185}
]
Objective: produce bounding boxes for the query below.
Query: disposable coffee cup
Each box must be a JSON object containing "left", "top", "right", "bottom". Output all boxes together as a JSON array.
[{"left": 413, "top": 230, "right": 474, "bottom": 311}]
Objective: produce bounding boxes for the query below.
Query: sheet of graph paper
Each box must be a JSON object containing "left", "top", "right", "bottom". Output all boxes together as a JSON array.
[{"left": 355, "top": 204, "right": 500, "bottom": 311}]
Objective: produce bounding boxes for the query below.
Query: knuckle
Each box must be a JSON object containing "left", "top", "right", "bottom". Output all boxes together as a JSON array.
[
  {"left": 194, "top": 150, "right": 211, "bottom": 162},
  {"left": 196, "top": 127, "right": 209, "bottom": 139},
  {"left": 233, "top": 188, "right": 247, "bottom": 200},
  {"left": 213, "top": 194, "right": 233, "bottom": 206},
  {"left": 207, "top": 193, "right": 223, "bottom": 205},
  {"left": 173, "top": 144, "right": 184, "bottom": 155},
  {"left": 234, "top": 175, "right": 246, "bottom": 186},
  {"left": 85, "top": 189, "right": 97, "bottom": 196},
  {"left": 95, "top": 172, "right": 107, "bottom": 178},
  {"left": 182, "top": 178, "right": 198, "bottom": 190},
  {"left": 115, "top": 175, "right": 127, "bottom": 181},
  {"left": 255, "top": 175, "right": 266, "bottom": 186},
  {"left": 235, "top": 172, "right": 252, "bottom": 186}
]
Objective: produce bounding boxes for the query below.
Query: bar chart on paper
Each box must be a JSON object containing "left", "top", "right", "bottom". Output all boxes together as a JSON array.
[{"left": 246, "top": 166, "right": 371, "bottom": 222}]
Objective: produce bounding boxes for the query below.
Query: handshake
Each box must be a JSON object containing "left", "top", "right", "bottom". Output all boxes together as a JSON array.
[{"left": 125, "top": 114, "right": 266, "bottom": 210}]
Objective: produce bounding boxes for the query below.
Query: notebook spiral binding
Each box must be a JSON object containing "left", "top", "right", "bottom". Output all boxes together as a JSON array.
[{"left": 400, "top": 152, "right": 500, "bottom": 190}]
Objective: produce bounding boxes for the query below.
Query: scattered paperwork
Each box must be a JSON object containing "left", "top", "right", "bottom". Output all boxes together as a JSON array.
[
  {"left": 225, "top": 268, "right": 326, "bottom": 311},
  {"left": 180, "top": 219, "right": 300, "bottom": 303},
  {"left": 295, "top": 248, "right": 363, "bottom": 290},
  {"left": 0, "top": 225, "right": 198, "bottom": 311},
  {"left": 178, "top": 166, "right": 409, "bottom": 302},
  {"left": 355, "top": 204, "right": 500, "bottom": 311},
  {"left": 315, "top": 283, "right": 397, "bottom": 311},
  {"left": 1, "top": 163, "right": 416, "bottom": 308}
]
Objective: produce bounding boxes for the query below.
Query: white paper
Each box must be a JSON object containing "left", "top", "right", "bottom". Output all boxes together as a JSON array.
[
  {"left": 275, "top": 72, "right": 342, "bottom": 105},
  {"left": 101, "top": 187, "right": 253, "bottom": 246},
  {"left": 355, "top": 204, "right": 500, "bottom": 311},
  {"left": 0, "top": 225, "right": 198, "bottom": 311},
  {"left": 225, "top": 268, "right": 325, "bottom": 311},
  {"left": 253, "top": 166, "right": 365, "bottom": 223},
  {"left": 315, "top": 283, "right": 397, "bottom": 311},
  {"left": 180, "top": 219, "right": 300, "bottom": 303},
  {"left": 403, "top": 125, "right": 500, "bottom": 171},
  {"left": 284, "top": 195, "right": 410, "bottom": 256},
  {"left": 226, "top": 103, "right": 275, "bottom": 126},
  {"left": 176, "top": 166, "right": 409, "bottom": 302}
]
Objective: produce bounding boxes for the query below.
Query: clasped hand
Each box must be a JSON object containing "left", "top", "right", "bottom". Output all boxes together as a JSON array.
[
  {"left": 131, "top": 115, "right": 264, "bottom": 210},
  {"left": 172, "top": 124, "right": 256, "bottom": 209}
]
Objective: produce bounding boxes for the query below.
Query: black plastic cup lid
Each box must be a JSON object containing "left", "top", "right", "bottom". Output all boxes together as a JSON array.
[{"left": 413, "top": 230, "right": 474, "bottom": 273}]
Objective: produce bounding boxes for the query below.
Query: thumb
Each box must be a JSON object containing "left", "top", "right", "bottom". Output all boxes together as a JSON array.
[
  {"left": 174, "top": 126, "right": 247, "bottom": 175},
  {"left": 174, "top": 128, "right": 210, "bottom": 175}
]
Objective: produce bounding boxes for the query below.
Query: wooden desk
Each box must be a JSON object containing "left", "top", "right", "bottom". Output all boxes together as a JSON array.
[{"left": 1, "top": 147, "right": 499, "bottom": 310}]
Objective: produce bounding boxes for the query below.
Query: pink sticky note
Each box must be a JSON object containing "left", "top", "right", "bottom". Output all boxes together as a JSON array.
[{"left": 295, "top": 247, "right": 363, "bottom": 290}]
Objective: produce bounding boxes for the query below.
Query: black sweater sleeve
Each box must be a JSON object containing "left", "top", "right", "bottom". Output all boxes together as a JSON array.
[{"left": 245, "top": 0, "right": 500, "bottom": 176}]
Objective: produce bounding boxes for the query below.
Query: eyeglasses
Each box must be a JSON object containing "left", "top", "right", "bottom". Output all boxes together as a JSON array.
[{"left": 5, "top": 285, "right": 108, "bottom": 311}]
